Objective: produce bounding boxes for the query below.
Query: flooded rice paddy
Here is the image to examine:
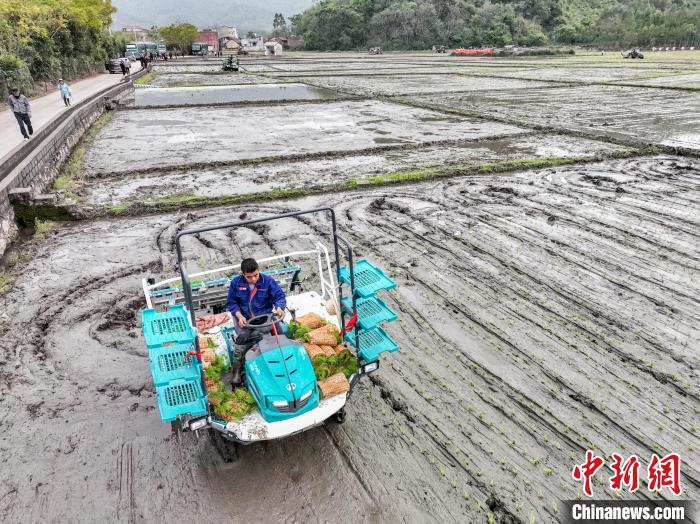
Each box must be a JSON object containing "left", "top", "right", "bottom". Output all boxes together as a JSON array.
[{"left": 1, "top": 52, "right": 699, "bottom": 524}]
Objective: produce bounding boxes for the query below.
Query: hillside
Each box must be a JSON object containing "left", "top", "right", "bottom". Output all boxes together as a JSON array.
[
  {"left": 294, "top": 0, "right": 700, "bottom": 50},
  {"left": 111, "top": 0, "right": 313, "bottom": 32}
]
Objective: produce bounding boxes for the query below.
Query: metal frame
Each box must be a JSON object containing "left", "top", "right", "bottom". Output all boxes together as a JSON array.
[{"left": 174, "top": 207, "right": 358, "bottom": 347}]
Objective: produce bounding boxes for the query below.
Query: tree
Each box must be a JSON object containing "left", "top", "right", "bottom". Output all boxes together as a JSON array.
[
  {"left": 0, "top": 0, "right": 118, "bottom": 96},
  {"left": 291, "top": 0, "right": 700, "bottom": 51},
  {"left": 272, "top": 12, "right": 288, "bottom": 37},
  {"left": 159, "top": 23, "right": 198, "bottom": 52}
]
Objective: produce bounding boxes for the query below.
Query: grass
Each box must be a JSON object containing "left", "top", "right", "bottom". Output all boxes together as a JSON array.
[
  {"left": 33, "top": 218, "right": 54, "bottom": 239},
  {"left": 97, "top": 151, "right": 637, "bottom": 217},
  {"left": 0, "top": 270, "right": 13, "bottom": 295},
  {"left": 134, "top": 71, "right": 156, "bottom": 85},
  {"left": 55, "top": 110, "right": 114, "bottom": 192}
]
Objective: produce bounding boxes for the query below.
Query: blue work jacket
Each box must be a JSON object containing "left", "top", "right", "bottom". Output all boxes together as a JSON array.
[{"left": 226, "top": 273, "right": 286, "bottom": 319}]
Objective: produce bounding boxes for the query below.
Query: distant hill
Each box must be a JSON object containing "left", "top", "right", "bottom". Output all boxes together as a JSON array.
[
  {"left": 111, "top": 0, "right": 313, "bottom": 32},
  {"left": 294, "top": 0, "right": 700, "bottom": 50}
]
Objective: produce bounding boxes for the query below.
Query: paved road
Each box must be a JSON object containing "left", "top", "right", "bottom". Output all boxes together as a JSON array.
[{"left": 0, "top": 71, "right": 136, "bottom": 160}]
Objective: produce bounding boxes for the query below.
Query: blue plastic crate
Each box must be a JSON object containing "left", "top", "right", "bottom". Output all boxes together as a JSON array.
[
  {"left": 141, "top": 305, "right": 195, "bottom": 349},
  {"left": 339, "top": 259, "right": 396, "bottom": 298},
  {"left": 341, "top": 296, "right": 397, "bottom": 330},
  {"left": 156, "top": 378, "right": 208, "bottom": 422},
  {"left": 149, "top": 342, "right": 201, "bottom": 387},
  {"left": 345, "top": 325, "right": 399, "bottom": 363}
]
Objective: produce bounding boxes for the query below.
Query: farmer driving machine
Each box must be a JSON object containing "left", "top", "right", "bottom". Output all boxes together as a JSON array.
[
  {"left": 140, "top": 208, "right": 400, "bottom": 454},
  {"left": 222, "top": 55, "right": 239, "bottom": 71}
]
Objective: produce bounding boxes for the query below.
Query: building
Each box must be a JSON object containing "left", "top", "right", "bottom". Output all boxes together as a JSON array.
[
  {"left": 219, "top": 37, "right": 241, "bottom": 51},
  {"left": 240, "top": 36, "right": 265, "bottom": 52},
  {"left": 264, "top": 41, "right": 283, "bottom": 56},
  {"left": 122, "top": 26, "right": 150, "bottom": 42},
  {"left": 198, "top": 29, "right": 219, "bottom": 52},
  {"left": 217, "top": 25, "right": 238, "bottom": 39},
  {"left": 286, "top": 35, "right": 304, "bottom": 49}
]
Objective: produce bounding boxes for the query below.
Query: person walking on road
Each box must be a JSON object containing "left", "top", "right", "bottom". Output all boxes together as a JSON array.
[
  {"left": 57, "top": 79, "right": 72, "bottom": 106},
  {"left": 7, "top": 87, "right": 33, "bottom": 140},
  {"left": 119, "top": 58, "right": 127, "bottom": 76}
]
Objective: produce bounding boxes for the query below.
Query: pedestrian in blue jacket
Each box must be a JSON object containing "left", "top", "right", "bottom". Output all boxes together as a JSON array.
[{"left": 57, "top": 79, "right": 71, "bottom": 107}]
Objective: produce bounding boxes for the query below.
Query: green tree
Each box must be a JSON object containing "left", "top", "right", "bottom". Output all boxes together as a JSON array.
[
  {"left": 272, "top": 12, "right": 288, "bottom": 37},
  {"left": 0, "top": 0, "right": 118, "bottom": 96},
  {"left": 159, "top": 23, "right": 198, "bottom": 53}
]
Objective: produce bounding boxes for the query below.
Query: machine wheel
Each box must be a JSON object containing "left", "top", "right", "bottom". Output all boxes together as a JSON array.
[
  {"left": 333, "top": 408, "right": 347, "bottom": 424},
  {"left": 209, "top": 429, "right": 239, "bottom": 462},
  {"left": 171, "top": 420, "right": 183, "bottom": 434}
]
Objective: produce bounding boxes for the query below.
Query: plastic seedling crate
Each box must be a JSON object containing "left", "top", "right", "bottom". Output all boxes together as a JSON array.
[
  {"left": 156, "top": 378, "right": 208, "bottom": 422},
  {"left": 341, "top": 296, "right": 397, "bottom": 330},
  {"left": 344, "top": 325, "right": 399, "bottom": 363},
  {"left": 339, "top": 259, "right": 396, "bottom": 298},
  {"left": 142, "top": 304, "right": 195, "bottom": 349},
  {"left": 149, "top": 342, "right": 201, "bottom": 387}
]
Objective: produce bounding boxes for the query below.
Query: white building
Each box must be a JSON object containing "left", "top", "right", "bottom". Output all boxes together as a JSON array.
[
  {"left": 264, "top": 41, "right": 284, "bottom": 56},
  {"left": 241, "top": 36, "right": 265, "bottom": 52}
]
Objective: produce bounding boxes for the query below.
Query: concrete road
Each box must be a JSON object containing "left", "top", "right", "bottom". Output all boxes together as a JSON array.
[{"left": 0, "top": 71, "right": 135, "bottom": 160}]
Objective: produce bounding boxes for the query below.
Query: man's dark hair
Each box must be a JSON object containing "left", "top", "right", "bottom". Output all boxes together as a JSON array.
[
  {"left": 11, "top": 87, "right": 19, "bottom": 92},
  {"left": 241, "top": 258, "right": 259, "bottom": 274}
]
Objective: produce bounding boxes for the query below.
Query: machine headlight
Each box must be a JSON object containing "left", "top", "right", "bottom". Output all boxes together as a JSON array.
[
  {"left": 361, "top": 361, "right": 379, "bottom": 374},
  {"left": 188, "top": 416, "right": 209, "bottom": 431},
  {"left": 299, "top": 389, "right": 313, "bottom": 401},
  {"left": 272, "top": 400, "right": 288, "bottom": 408}
]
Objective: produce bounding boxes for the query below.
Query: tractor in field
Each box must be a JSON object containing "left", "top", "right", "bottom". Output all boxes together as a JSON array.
[
  {"left": 139, "top": 208, "right": 400, "bottom": 458},
  {"left": 622, "top": 48, "right": 644, "bottom": 59},
  {"left": 222, "top": 55, "right": 239, "bottom": 71},
  {"left": 369, "top": 47, "right": 383, "bottom": 55}
]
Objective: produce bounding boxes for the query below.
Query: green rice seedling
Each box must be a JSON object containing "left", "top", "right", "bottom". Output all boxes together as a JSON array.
[
  {"left": 463, "top": 490, "right": 470, "bottom": 500},
  {"left": 544, "top": 468, "right": 553, "bottom": 476}
]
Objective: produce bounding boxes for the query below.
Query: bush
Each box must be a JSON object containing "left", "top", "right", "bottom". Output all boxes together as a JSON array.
[{"left": 0, "top": 53, "right": 33, "bottom": 97}]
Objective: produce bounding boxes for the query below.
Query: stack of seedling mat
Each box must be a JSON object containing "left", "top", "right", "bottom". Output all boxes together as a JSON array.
[{"left": 287, "top": 314, "right": 356, "bottom": 398}]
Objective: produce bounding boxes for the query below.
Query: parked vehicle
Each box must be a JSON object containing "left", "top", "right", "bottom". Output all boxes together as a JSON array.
[
  {"left": 369, "top": 47, "right": 383, "bottom": 55},
  {"left": 192, "top": 42, "right": 210, "bottom": 56},
  {"left": 105, "top": 58, "right": 122, "bottom": 74}
]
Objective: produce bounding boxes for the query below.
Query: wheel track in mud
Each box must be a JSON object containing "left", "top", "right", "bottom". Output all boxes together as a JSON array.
[
  {"left": 363, "top": 193, "right": 698, "bottom": 402},
  {"left": 312, "top": 187, "right": 700, "bottom": 501}
]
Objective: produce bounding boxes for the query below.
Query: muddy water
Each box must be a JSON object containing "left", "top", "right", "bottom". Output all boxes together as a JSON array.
[
  {"left": 82, "top": 100, "right": 526, "bottom": 174},
  {"left": 78, "top": 135, "right": 630, "bottom": 206},
  {"left": 1, "top": 156, "right": 699, "bottom": 523},
  {"left": 146, "top": 73, "right": 275, "bottom": 88},
  {"left": 4, "top": 54, "right": 700, "bottom": 523},
  {"left": 133, "top": 83, "right": 340, "bottom": 107},
  {"left": 293, "top": 74, "right": 555, "bottom": 96},
  {"left": 412, "top": 84, "right": 700, "bottom": 149}
]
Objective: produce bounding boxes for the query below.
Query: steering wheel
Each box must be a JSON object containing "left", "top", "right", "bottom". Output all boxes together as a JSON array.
[{"left": 246, "top": 312, "right": 281, "bottom": 331}]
